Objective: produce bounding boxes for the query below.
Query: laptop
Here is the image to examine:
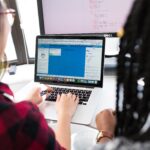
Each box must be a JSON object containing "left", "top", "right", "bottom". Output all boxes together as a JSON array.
[{"left": 34, "top": 35, "right": 105, "bottom": 125}]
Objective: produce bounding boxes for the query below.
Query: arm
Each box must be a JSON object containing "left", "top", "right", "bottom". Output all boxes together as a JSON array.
[
  {"left": 55, "top": 93, "right": 79, "bottom": 150},
  {"left": 15, "top": 101, "right": 66, "bottom": 150},
  {"left": 96, "top": 109, "right": 116, "bottom": 144},
  {"left": 23, "top": 86, "right": 79, "bottom": 149}
]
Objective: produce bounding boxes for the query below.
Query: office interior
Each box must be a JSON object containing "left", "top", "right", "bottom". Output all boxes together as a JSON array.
[{"left": 1, "top": 0, "right": 135, "bottom": 149}]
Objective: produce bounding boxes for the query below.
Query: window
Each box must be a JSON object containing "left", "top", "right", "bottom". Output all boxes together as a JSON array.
[
  {"left": 16, "top": 0, "right": 40, "bottom": 58},
  {"left": 5, "top": 33, "right": 17, "bottom": 61},
  {"left": 4, "top": 0, "right": 40, "bottom": 65}
]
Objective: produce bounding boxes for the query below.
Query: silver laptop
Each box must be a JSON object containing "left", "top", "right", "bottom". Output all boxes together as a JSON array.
[{"left": 34, "top": 35, "right": 105, "bottom": 125}]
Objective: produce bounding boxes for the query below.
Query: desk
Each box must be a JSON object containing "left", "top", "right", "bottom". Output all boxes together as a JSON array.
[
  {"left": 13, "top": 74, "right": 116, "bottom": 126},
  {"left": 14, "top": 74, "right": 116, "bottom": 149},
  {"left": 3, "top": 64, "right": 116, "bottom": 149},
  {"left": 46, "top": 75, "right": 116, "bottom": 150}
]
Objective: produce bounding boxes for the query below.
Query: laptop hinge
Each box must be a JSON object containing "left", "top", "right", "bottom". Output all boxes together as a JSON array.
[{"left": 40, "top": 82, "right": 96, "bottom": 89}]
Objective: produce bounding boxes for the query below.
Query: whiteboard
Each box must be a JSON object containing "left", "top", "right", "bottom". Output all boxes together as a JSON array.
[{"left": 41, "top": 0, "right": 135, "bottom": 34}]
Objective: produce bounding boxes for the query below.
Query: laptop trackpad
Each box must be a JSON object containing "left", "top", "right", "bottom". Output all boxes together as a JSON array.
[{"left": 39, "top": 101, "right": 58, "bottom": 120}]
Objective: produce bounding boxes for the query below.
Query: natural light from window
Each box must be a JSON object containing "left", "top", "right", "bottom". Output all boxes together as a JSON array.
[
  {"left": 16, "top": 0, "right": 40, "bottom": 58},
  {"left": 5, "top": 33, "right": 17, "bottom": 61}
]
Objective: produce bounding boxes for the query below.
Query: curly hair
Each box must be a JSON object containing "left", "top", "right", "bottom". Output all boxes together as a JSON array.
[{"left": 115, "top": 0, "right": 150, "bottom": 141}]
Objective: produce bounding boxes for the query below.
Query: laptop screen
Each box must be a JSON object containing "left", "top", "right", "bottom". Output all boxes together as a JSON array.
[{"left": 34, "top": 35, "right": 105, "bottom": 87}]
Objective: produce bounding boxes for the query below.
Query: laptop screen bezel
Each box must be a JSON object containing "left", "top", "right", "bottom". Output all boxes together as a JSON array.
[{"left": 34, "top": 35, "right": 105, "bottom": 88}]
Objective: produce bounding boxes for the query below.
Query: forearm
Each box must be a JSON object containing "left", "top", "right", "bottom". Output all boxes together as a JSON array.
[{"left": 55, "top": 114, "right": 71, "bottom": 150}]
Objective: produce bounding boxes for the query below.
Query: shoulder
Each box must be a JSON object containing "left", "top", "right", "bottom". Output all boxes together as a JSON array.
[
  {"left": 15, "top": 101, "right": 40, "bottom": 118},
  {"left": 90, "top": 138, "right": 150, "bottom": 150},
  {"left": 14, "top": 101, "right": 52, "bottom": 134},
  {"left": 9, "top": 101, "right": 65, "bottom": 149},
  {"left": 0, "top": 100, "right": 65, "bottom": 149}
]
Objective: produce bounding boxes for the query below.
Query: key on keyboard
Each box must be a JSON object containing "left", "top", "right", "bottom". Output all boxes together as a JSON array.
[{"left": 45, "top": 87, "right": 92, "bottom": 105}]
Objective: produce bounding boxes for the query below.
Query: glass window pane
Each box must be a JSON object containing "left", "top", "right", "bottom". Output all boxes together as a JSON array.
[
  {"left": 5, "top": 33, "right": 17, "bottom": 61},
  {"left": 16, "top": 0, "right": 40, "bottom": 58}
]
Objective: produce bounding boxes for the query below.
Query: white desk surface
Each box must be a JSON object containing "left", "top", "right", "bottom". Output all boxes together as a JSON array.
[
  {"left": 13, "top": 73, "right": 116, "bottom": 126},
  {"left": 2, "top": 64, "right": 116, "bottom": 149},
  {"left": 2, "top": 64, "right": 116, "bottom": 126}
]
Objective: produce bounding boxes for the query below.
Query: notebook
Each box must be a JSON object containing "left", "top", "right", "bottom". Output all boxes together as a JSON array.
[{"left": 34, "top": 35, "right": 105, "bottom": 125}]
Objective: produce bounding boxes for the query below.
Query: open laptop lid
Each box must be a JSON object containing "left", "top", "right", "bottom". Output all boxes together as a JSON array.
[{"left": 34, "top": 35, "right": 105, "bottom": 88}]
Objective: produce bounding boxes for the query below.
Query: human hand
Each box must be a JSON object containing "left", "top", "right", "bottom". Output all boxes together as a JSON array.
[
  {"left": 56, "top": 93, "right": 79, "bottom": 122},
  {"left": 26, "top": 85, "right": 53, "bottom": 105},
  {"left": 96, "top": 109, "right": 116, "bottom": 136}
]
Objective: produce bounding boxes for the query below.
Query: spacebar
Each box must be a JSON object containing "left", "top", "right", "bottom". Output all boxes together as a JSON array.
[{"left": 46, "top": 98, "right": 56, "bottom": 101}]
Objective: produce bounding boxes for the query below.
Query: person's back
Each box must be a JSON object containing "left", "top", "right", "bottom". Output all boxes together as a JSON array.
[
  {"left": 91, "top": 138, "right": 150, "bottom": 150},
  {"left": 86, "top": 0, "right": 150, "bottom": 149},
  {"left": 0, "top": 1, "right": 79, "bottom": 150},
  {"left": 0, "top": 82, "right": 63, "bottom": 149}
]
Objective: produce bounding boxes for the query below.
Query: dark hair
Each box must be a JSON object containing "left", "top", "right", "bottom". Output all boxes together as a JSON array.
[{"left": 115, "top": 0, "right": 150, "bottom": 141}]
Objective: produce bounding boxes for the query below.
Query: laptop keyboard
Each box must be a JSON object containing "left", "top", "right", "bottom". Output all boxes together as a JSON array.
[{"left": 45, "top": 87, "right": 92, "bottom": 105}]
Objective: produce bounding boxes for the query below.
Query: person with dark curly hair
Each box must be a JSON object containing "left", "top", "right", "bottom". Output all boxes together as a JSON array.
[{"left": 89, "top": 0, "right": 150, "bottom": 149}]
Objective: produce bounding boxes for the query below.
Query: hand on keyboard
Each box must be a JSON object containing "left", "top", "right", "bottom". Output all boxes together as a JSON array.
[
  {"left": 26, "top": 85, "right": 53, "bottom": 105},
  {"left": 45, "top": 87, "right": 91, "bottom": 105},
  {"left": 56, "top": 93, "right": 79, "bottom": 120}
]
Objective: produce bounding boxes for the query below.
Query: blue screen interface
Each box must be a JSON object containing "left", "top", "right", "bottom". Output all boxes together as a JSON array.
[{"left": 36, "top": 38, "right": 103, "bottom": 85}]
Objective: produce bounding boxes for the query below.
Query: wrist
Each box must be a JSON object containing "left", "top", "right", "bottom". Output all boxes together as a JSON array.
[
  {"left": 96, "top": 130, "right": 114, "bottom": 143},
  {"left": 57, "top": 113, "right": 72, "bottom": 123}
]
